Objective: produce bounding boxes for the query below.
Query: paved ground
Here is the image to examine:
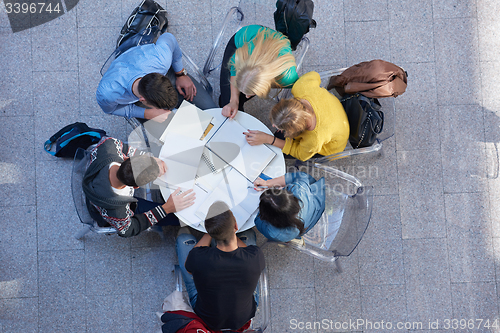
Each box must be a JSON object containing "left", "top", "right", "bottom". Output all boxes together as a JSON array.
[{"left": 1, "top": 0, "right": 500, "bottom": 332}]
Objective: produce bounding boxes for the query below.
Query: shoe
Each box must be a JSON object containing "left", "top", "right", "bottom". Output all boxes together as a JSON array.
[
  {"left": 287, "top": 237, "right": 305, "bottom": 247},
  {"left": 177, "top": 226, "right": 192, "bottom": 238}
]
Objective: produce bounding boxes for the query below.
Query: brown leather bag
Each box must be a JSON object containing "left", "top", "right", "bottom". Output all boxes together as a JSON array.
[{"left": 327, "top": 59, "right": 407, "bottom": 98}]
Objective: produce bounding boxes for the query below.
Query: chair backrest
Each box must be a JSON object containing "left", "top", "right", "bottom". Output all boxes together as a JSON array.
[
  {"left": 71, "top": 148, "right": 117, "bottom": 236},
  {"left": 279, "top": 162, "right": 373, "bottom": 263}
]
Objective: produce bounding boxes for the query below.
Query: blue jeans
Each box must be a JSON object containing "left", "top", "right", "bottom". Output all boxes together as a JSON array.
[{"left": 175, "top": 229, "right": 257, "bottom": 309}]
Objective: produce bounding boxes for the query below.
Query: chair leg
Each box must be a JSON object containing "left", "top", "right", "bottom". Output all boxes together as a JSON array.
[{"left": 74, "top": 224, "right": 92, "bottom": 240}]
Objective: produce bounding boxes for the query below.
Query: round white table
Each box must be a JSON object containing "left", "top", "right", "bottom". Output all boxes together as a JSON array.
[{"left": 159, "top": 108, "right": 285, "bottom": 232}]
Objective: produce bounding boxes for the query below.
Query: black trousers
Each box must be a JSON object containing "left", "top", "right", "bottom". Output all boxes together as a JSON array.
[{"left": 218, "top": 35, "right": 254, "bottom": 111}]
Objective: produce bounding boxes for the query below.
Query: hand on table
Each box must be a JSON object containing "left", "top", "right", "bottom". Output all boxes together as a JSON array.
[
  {"left": 162, "top": 188, "right": 195, "bottom": 213},
  {"left": 221, "top": 101, "right": 238, "bottom": 119},
  {"left": 253, "top": 177, "right": 268, "bottom": 191},
  {"left": 243, "top": 130, "right": 273, "bottom": 146},
  {"left": 176, "top": 75, "right": 197, "bottom": 101}
]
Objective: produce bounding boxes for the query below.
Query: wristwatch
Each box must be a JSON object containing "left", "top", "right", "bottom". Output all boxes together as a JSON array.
[{"left": 175, "top": 68, "right": 188, "bottom": 77}]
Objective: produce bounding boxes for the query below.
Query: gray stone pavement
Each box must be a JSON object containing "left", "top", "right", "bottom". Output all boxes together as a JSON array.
[{"left": 1, "top": 0, "right": 500, "bottom": 332}]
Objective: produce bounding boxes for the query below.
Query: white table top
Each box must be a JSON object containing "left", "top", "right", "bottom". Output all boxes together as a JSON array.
[{"left": 159, "top": 108, "right": 286, "bottom": 232}]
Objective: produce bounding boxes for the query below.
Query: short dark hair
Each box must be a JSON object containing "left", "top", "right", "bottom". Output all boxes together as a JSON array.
[
  {"left": 258, "top": 188, "right": 304, "bottom": 234},
  {"left": 116, "top": 155, "right": 160, "bottom": 187},
  {"left": 138, "top": 73, "right": 178, "bottom": 110},
  {"left": 204, "top": 201, "right": 236, "bottom": 245}
]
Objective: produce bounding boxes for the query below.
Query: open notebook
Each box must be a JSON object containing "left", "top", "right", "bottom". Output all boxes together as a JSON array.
[{"left": 205, "top": 118, "right": 276, "bottom": 182}]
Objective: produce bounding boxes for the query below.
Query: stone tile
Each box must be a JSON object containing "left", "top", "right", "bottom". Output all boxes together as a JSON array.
[
  {"left": 361, "top": 285, "right": 407, "bottom": 332},
  {"left": 359, "top": 237, "right": 404, "bottom": 286},
  {"left": 0, "top": 116, "right": 34, "bottom": 161},
  {"left": 38, "top": 249, "right": 85, "bottom": 296},
  {"left": 389, "top": 0, "right": 434, "bottom": 63},
  {"left": 86, "top": 294, "right": 133, "bottom": 333},
  {"left": 489, "top": 183, "right": 500, "bottom": 238},
  {"left": 263, "top": 242, "right": 315, "bottom": 289},
  {"left": 0, "top": 206, "right": 37, "bottom": 299},
  {"left": 0, "top": 29, "right": 33, "bottom": 116},
  {"left": 344, "top": 0, "right": 388, "bottom": 21},
  {"left": 0, "top": 28, "right": 32, "bottom": 73},
  {"left": 130, "top": 224, "right": 177, "bottom": 248},
  {"left": 132, "top": 288, "right": 169, "bottom": 333},
  {"left": 445, "top": 192, "right": 492, "bottom": 234},
  {"left": 403, "top": 239, "right": 453, "bottom": 322},
  {"left": 315, "top": 282, "right": 362, "bottom": 328},
  {"left": 477, "top": 0, "right": 500, "bottom": 22},
  {"left": 302, "top": 0, "right": 344, "bottom": 68},
  {"left": 31, "top": 11, "right": 78, "bottom": 71},
  {"left": 432, "top": 0, "right": 477, "bottom": 19},
  {"left": 441, "top": 148, "right": 487, "bottom": 193},
  {"left": 271, "top": 288, "right": 317, "bottom": 333},
  {"left": 78, "top": 27, "right": 117, "bottom": 116},
  {"left": 84, "top": 235, "right": 132, "bottom": 296},
  {"left": 314, "top": 249, "right": 360, "bottom": 289},
  {"left": 131, "top": 246, "right": 178, "bottom": 296},
  {"left": 484, "top": 107, "right": 500, "bottom": 147},
  {"left": 166, "top": 0, "right": 211, "bottom": 26},
  {"left": 36, "top": 159, "right": 84, "bottom": 251},
  {"left": 167, "top": 24, "right": 214, "bottom": 71},
  {"left": 447, "top": 230, "right": 495, "bottom": 283},
  {"left": 396, "top": 102, "right": 440, "bottom": 151},
  {"left": 0, "top": 160, "right": 36, "bottom": 207},
  {"left": 345, "top": 21, "right": 390, "bottom": 64},
  {"left": 451, "top": 282, "right": 499, "bottom": 324},
  {"left": 397, "top": 150, "right": 446, "bottom": 239},
  {"left": 434, "top": 18, "right": 481, "bottom": 105},
  {"left": 478, "top": 19, "right": 500, "bottom": 62},
  {"left": 38, "top": 295, "right": 86, "bottom": 333},
  {"left": 364, "top": 195, "right": 402, "bottom": 240},
  {"left": 439, "top": 104, "right": 485, "bottom": 150},
  {"left": 480, "top": 61, "right": 500, "bottom": 110},
  {"left": 33, "top": 71, "right": 79, "bottom": 115},
  {"left": 77, "top": 0, "right": 123, "bottom": 27},
  {"left": 349, "top": 137, "right": 399, "bottom": 196},
  {"left": 394, "top": 62, "right": 436, "bottom": 109},
  {"left": 0, "top": 297, "right": 38, "bottom": 333}
]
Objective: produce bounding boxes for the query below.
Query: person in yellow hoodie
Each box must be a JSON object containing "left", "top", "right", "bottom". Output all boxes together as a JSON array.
[{"left": 244, "top": 71, "right": 350, "bottom": 161}]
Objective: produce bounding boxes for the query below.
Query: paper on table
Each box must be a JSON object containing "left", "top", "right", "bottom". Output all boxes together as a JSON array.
[
  {"left": 159, "top": 100, "right": 213, "bottom": 143},
  {"left": 206, "top": 119, "right": 276, "bottom": 182},
  {"left": 158, "top": 132, "right": 205, "bottom": 190},
  {"left": 194, "top": 167, "right": 261, "bottom": 229}
]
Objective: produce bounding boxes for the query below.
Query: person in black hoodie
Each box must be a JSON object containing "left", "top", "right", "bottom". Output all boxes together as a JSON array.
[{"left": 82, "top": 136, "right": 195, "bottom": 237}]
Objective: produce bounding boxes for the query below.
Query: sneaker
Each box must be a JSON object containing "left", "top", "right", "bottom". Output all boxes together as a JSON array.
[{"left": 287, "top": 237, "right": 305, "bottom": 247}]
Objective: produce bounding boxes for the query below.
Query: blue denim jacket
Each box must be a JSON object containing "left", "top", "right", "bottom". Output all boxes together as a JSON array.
[
  {"left": 96, "top": 33, "right": 183, "bottom": 119},
  {"left": 254, "top": 172, "right": 326, "bottom": 242}
]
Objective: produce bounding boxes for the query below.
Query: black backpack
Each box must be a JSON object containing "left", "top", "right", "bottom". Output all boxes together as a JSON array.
[
  {"left": 341, "top": 94, "right": 384, "bottom": 149},
  {"left": 274, "top": 0, "right": 316, "bottom": 50},
  {"left": 117, "top": 0, "right": 168, "bottom": 48},
  {"left": 44, "top": 122, "right": 107, "bottom": 158}
]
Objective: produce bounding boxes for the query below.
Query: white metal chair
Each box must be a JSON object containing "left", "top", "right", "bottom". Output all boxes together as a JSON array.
[{"left": 264, "top": 162, "right": 373, "bottom": 268}]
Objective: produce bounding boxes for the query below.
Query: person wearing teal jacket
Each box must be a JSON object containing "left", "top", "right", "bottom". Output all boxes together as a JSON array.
[
  {"left": 253, "top": 172, "right": 325, "bottom": 242},
  {"left": 219, "top": 25, "right": 299, "bottom": 118}
]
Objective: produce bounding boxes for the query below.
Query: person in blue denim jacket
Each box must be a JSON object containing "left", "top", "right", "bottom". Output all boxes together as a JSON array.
[{"left": 253, "top": 172, "right": 325, "bottom": 242}]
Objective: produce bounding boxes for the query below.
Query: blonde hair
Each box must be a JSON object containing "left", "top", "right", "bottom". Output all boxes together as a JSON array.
[
  {"left": 231, "top": 28, "right": 296, "bottom": 98},
  {"left": 270, "top": 99, "right": 312, "bottom": 138}
]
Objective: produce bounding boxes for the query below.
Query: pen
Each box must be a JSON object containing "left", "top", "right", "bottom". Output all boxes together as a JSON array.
[{"left": 248, "top": 185, "right": 269, "bottom": 189}]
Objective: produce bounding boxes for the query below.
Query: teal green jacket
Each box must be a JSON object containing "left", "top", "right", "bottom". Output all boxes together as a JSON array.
[{"left": 230, "top": 25, "right": 299, "bottom": 88}]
